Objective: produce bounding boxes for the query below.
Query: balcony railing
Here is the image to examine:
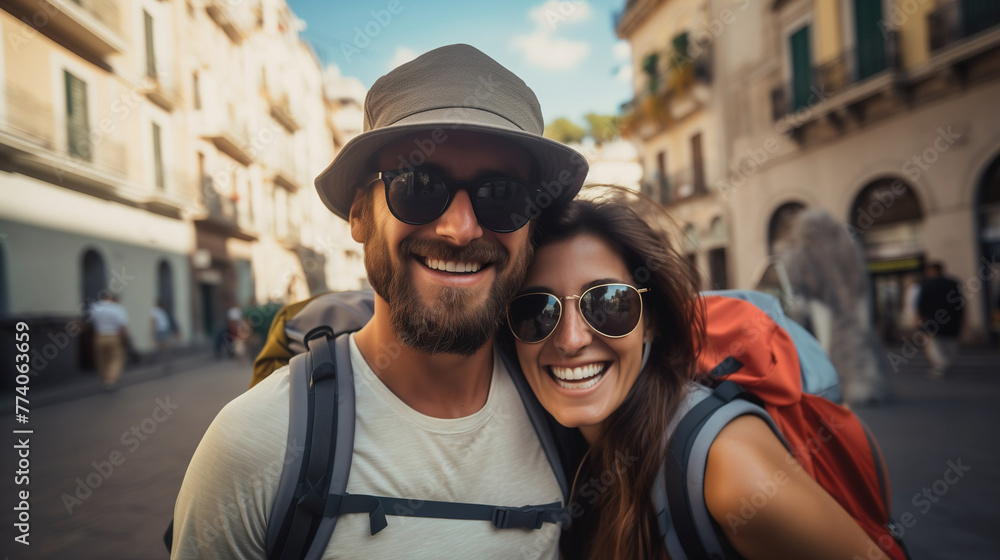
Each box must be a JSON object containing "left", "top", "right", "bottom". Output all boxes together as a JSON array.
[
  {"left": 771, "top": 31, "right": 898, "bottom": 121},
  {"left": 199, "top": 113, "right": 254, "bottom": 165},
  {"left": 654, "top": 168, "right": 705, "bottom": 204},
  {"left": 1, "top": 85, "right": 55, "bottom": 150},
  {"left": 199, "top": 176, "right": 239, "bottom": 227},
  {"left": 206, "top": 0, "right": 253, "bottom": 43},
  {"left": 5, "top": 0, "right": 125, "bottom": 58},
  {"left": 929, "top": 0, "right": 1000, "bottom": 52}
]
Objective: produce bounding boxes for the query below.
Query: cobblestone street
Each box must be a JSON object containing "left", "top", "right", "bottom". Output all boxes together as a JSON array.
[{"left": 2, "top": 347, "right": 998, "bottom": 559}]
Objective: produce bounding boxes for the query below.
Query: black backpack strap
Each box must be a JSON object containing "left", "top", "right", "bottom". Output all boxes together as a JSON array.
[
  {"left": 498, "top": 345, "right": 582, "bottom": 502},
  {"left": 267, "top": 330, "right": 356, "bottom": 560},
  {"left": 659, "top": 380, "right": 786, "bottom": 560},
  {"left": 321, "top": 493, "right": 567, "bottom": 535}
]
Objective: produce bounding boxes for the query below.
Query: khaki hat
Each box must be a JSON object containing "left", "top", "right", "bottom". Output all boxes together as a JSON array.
[{"left": 314, "top": 44, "right": 589, "bottom": 221}]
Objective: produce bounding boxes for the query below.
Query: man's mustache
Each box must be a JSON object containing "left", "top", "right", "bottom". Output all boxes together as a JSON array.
[{"left": 400, "top": 237, "right": 509, "bottom": 268}]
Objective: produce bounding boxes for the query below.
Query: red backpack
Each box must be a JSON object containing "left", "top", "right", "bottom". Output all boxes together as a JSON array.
[{"left": 655, "top": 292, "right": 909, "bottom": 560}]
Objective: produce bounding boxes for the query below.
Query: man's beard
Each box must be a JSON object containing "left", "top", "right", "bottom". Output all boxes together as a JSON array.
[{"left": 363, "top": 226, "right": 533, "bottom": 356}]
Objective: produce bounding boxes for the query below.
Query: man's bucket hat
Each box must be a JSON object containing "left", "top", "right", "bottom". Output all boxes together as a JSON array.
[{"left": 314, "top": 44, "right": 589, "bottom": 221}]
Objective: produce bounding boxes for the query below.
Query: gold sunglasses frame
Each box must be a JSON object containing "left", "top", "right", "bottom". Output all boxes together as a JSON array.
[{"left": 507, "top": 283, "right": 650, "bottom": 344}]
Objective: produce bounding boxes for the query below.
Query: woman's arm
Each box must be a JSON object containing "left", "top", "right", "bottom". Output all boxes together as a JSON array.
[{"left": 704, "top": 415, "right": 888, "bottom": 560}]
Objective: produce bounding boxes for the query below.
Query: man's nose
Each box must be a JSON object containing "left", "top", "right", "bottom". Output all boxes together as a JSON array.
[
  {"left": 553, "top": 300, "right": 592, "bottom": 357},
  {"left": 434, "top": 189, "right": 484, "bottom": 244}
]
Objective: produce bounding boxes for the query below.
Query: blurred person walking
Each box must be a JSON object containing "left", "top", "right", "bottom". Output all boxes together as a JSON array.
[
  {"left": 90, "top": 292, "right": 130, "bottom": 389},
  {"left": 917, "top": 262, "right": 965, "bottom": 377},
  {"left": 151, "top": 299, "right": 177, "bottom": 374}
]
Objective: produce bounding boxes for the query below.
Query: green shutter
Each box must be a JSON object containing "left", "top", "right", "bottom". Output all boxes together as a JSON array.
[
  {"left": 963, "top": 0, "right": 1000, "bottom": 37},
  {"left": 854, "top": 0, "right": 886, "bottom": 80},
  {"left": 144, "top": 10, "right": 157, "bottom": 78},
  {"left": 790, "top": 26, "right": 812, "bottom": 111},
  {"left": 65, "top": 71, "right": 90, "bottom": 160},
  {"left": 152, "top": 123, "right": 164, "bottom": 190}
]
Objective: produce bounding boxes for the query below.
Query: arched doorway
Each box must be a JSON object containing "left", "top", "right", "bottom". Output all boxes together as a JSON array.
[
  {"left": 706, "top": 216, "right": 729, "bottom": 290},
  {"left": 0, "top": 243, "right": 8, "bottom": 316},
  {"left": 768, "top": 201, "right": 806, "bottom": 254},
  {"left": 849, "top": 178, "right": 925, "bottom": 342},
  {"left": 157, "top": 259, "right": 175, "bottom": 327},
  {"left": 976, "top": 154, "right": 1000, "bottom": 345},
  {"left": 80, "top": 248, "right": 107, "bottom": 370},
  {"left": 81, "top": 249, "right": 107, "bottom": 311}
]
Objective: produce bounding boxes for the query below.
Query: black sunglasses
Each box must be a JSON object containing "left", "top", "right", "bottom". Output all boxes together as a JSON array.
[
  {"left": 507, "top": 283, "right": 650, "bottom": 343},
  {"left": 366, "top": 169, "right": 539, "bottom": 233}
]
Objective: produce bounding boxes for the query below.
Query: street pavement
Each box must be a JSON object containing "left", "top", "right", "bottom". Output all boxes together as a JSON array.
[{"left": 1, "top": 346, "right": 998, "bottom": 559}]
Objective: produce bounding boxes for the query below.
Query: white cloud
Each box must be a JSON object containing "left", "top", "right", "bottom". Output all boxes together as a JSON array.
[
  {"left": 613, "top": 40, "right": 631, "bottom": 61},
  {"left": 512, "top": 1, "right": 592, "bottom": 71},
  {"left": 529, "top": 0, "right": 592, "bottom": 29},
  {"left": 388, "top": 46, "right": 417, "bottom": 71},
  {"left": 323, "top": 65, "right": 367, "bottom": 103},
  {"left": 512, "top": 31, "right": 590, "bottom": 71}
]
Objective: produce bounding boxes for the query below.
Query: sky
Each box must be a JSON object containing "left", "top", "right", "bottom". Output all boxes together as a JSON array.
[{"left": 287, "top": 0, "right": 635, "bottom": 125}]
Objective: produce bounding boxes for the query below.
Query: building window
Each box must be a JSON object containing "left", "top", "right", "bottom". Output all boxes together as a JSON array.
[
  {"left": 691, "top": 133, "right": 705, "bottom": 193},
  {"left": 789, "top": 25, "right": 812, "bottom": 111},
  {"left": 81, "top": 249, "right": 106, "bottom": 308},
  {"left": 157, "top": 259, "right": 175, "bottom": 321},
  {"left": 152, "top": 123, "right": 165, "bottom": 190},
  {"left": 192, "top": 71, "right": 201, "bottom": 110},
  {"left": 708, "top": 248, "right": 728, "bottom": 290},
  {"left": 144, "top": 10, "right": 157, "bottom": 79},
  {"left": 65, "top": 71, "right": 90, "bottom": 160},
  {"left": 657, "top": 151, "right": 669, "bottom": 202}
]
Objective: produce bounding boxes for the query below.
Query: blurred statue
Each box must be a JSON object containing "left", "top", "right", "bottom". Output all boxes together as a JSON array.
[{"left": 771, "top": 208, "right": 893, "bottom": 405}]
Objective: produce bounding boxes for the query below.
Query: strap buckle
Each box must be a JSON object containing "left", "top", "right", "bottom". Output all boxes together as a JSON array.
[{"left": 492, "top": 505, "right": 546, "bottom": 530}]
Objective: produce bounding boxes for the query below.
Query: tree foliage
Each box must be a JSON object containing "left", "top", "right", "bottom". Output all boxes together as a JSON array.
[
  {"left": 543, "top": 117, "right": 586, "bottom": 144},
  {"left": 584, "top": 113, "right": 620, "bottom": 145}
]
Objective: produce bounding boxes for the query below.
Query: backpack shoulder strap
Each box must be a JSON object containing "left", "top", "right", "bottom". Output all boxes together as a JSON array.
[
  {"left": 266, "top": 331, "right": 356, "bottom": 560},
  {"left": 656, "top": 380, "right": 787, "bottom": 560}
]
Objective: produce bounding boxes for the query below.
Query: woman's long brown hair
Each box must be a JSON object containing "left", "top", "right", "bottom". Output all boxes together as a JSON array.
[{"left": 531, "top": 186, "right": 706, "bottom": 560}]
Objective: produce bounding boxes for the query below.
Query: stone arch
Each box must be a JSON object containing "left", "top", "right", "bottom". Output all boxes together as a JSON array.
[
  {"left": 848, "top": 177, "right": 925, "bottom": 341},
  {"left": 767, "top": 201, "right": 807, "bottom": 254},
  {"left": 975, "top": 151, "right": 1000, "bottom": 345}
]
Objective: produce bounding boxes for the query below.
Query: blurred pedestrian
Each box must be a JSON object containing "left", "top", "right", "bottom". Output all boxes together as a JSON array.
[
  {"left": 214, "top": 303, "right": 245, "bottom": 359},
  {"left": 917, "top": 262, "right": 965, "bottom": 378},
  {"left": 151, "top": 299, "right": 177, "bottom": 374},
  {"left": 90, "top": 292, "right": 130, "bottom": 389}
]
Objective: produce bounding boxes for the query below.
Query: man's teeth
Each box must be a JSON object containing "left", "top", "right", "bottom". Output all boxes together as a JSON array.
[
  {"left": 425, "top": 258, "right": 482, "bottom": 273},
  {"left": 551, "top": 363, "right": 604, "bottom": 381}
]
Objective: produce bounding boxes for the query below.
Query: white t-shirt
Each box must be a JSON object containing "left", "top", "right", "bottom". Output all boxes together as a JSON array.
[
  {"left": 171, "top": 335, "right": 562, "bottom": 559},
  {"left": 89, "top": 300, "right": 129, "bottom": 335},
  {"left": 151, "top": 307, "right": 171, "bottom": 333}
]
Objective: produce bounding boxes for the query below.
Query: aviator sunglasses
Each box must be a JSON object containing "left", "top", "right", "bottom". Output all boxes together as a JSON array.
[
  {"left": 366, "top": 169, "right": 540, "bottom": 233},
  {"left": 507, "top": 283, "right": 650, "bottom": 343}
]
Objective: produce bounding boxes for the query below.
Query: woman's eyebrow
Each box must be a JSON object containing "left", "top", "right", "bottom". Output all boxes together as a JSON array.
[
  {"left": 516, "top": 278, "right": 625, "bottom": 296},
  {"left": 582, "top": 278, "right": 626, "bottom": 290}
]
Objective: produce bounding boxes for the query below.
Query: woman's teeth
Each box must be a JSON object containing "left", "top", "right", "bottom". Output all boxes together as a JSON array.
[
  {"left": 425, "top": 258, "right": 482, "bottom": 273},
  {"left": 550, "top": 363, "right": 606, "bottom": 389}
]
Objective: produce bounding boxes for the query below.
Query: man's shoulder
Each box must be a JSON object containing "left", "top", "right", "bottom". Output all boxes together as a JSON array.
[{"left": 210, "top": 365, "right": 292, "bottom": 450}]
